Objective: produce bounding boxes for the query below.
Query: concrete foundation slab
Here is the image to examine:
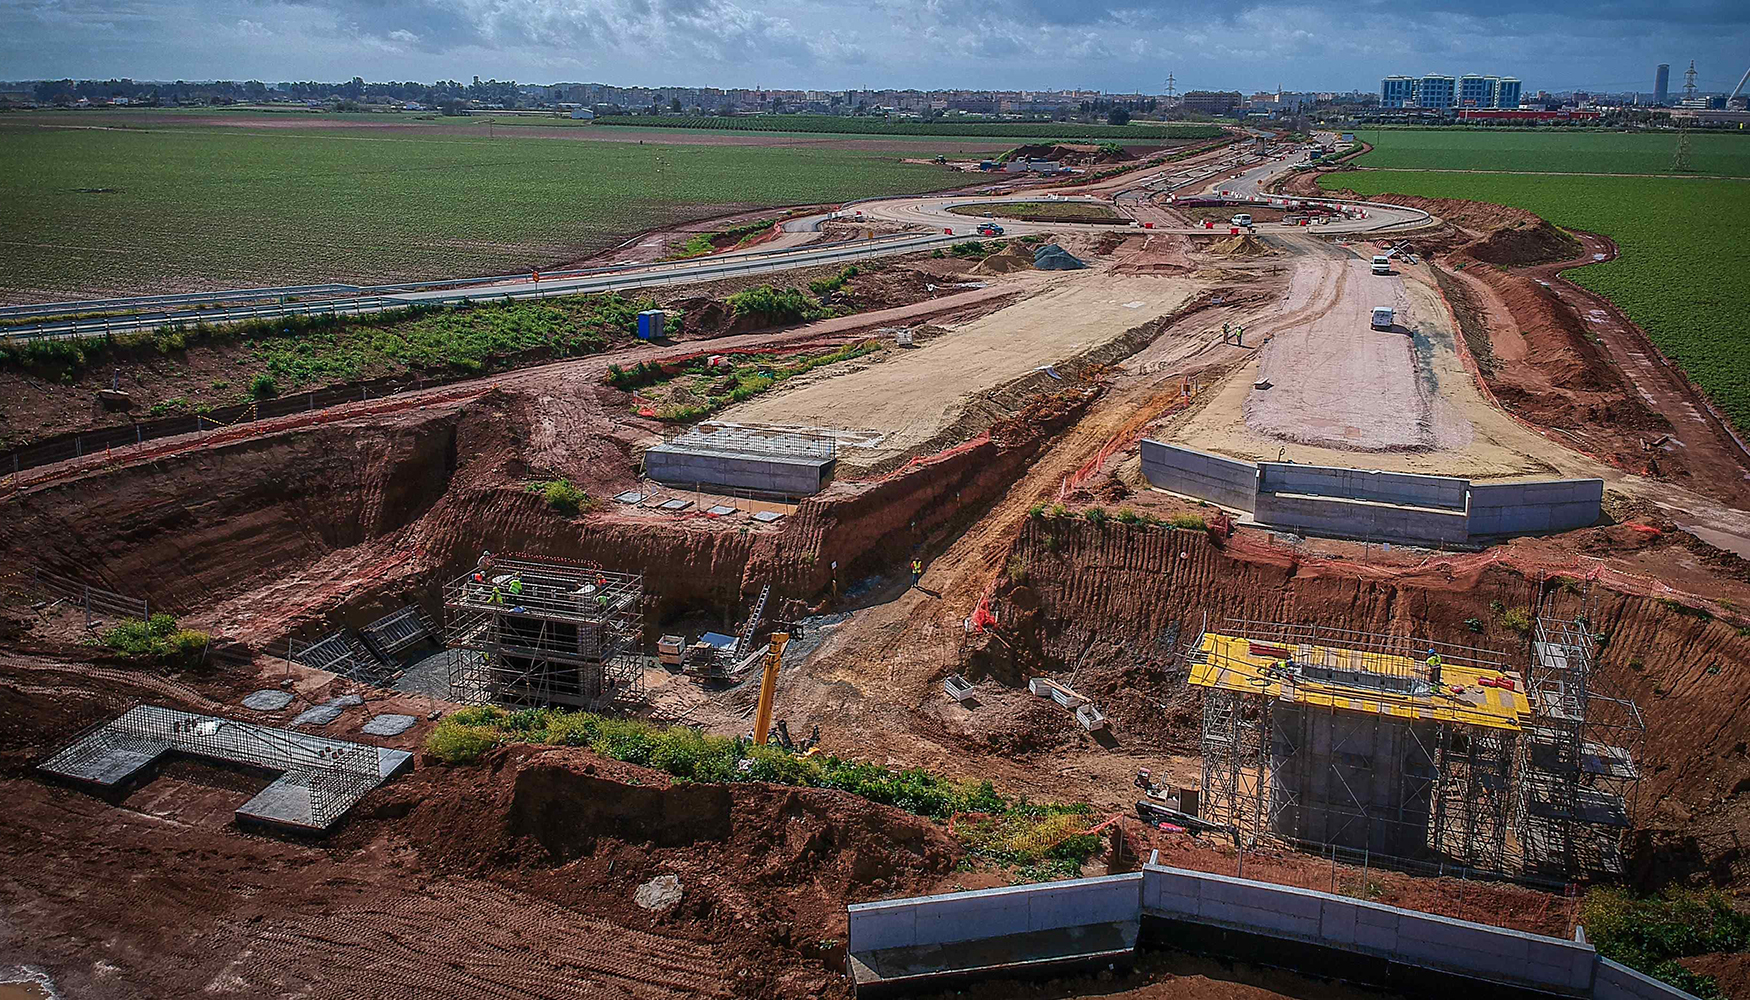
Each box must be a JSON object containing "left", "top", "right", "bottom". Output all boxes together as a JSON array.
[
  {"left": 359, "top": 714, "right": 417, "bottom": 736},
  {"left": 242, "top": 690, "right": 295, "bottom": 711},
  {"left": 613, "top": 491, "right": 644, "bottom": 504},
  {"left": 752, "top": 510, "right": 785, "bottom": 523},
  {"left": 291, "top": 694, "right": 363, "bottom": 727}
]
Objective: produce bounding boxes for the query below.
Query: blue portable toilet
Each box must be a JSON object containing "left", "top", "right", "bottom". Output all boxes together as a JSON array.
[{"left": 637, "top": 309, "right": 665, "bottom": 340}]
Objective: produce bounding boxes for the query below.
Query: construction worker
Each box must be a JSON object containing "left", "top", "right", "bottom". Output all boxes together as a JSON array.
[
  {"left": 1425, "top": 648, "right": 1443, "bottom": 685},
  {"left": 509, "top": 575, "right": 524, "bottom": 598},
  {"left": 491, "top": 585, "right": 505, "bottom": 606},
  {"left": 911, "top": 558, "right": 922, "bottom": 588}
]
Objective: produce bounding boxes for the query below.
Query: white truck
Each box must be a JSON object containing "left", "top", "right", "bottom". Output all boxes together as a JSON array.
[
  {"left": 1371, "top": 306, "right": 1395, "bottom": 330},
  {"left": 1231, "top": 213, "right": 1253, "bottom": 228},
  {"left": 1371, "top": 255, "right": 1393, "bottom": 275}
]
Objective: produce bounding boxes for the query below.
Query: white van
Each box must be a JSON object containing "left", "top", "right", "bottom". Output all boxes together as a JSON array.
[
  {"left": 1371, "top": 255, "right": 1392, "bottom": 275},
  {"left": 1231, "top": 213, "right": 1253, "bottom": 228},
  {"left": 1371, "top": 306, "right": 1395, "bottom": 330}
]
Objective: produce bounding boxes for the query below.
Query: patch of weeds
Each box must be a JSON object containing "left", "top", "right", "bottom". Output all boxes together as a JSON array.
[
  {"left": 97, "top": 614, "right": 209, "bottom": 667},
  {"left": 528, "top": 478, "right": 591, "bottom": 516},
  {"left": 1005, "top": 556, "right": 1029, "bottom": 585},
  {"left": 1497, "top": 604, "right": 1533, "bottom": 635},
  {"left": 1167, "top": 513, "right": 1207, "bottom": 530}
]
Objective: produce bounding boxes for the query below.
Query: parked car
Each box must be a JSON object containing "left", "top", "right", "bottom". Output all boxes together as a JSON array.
[{"left": 977, "top": 222, "right": 1004, "bottom": 236}]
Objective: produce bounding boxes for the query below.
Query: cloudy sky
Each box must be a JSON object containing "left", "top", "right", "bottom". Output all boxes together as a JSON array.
[{"left": 5, "top": 0, "right": 1748, "bottom": 94}]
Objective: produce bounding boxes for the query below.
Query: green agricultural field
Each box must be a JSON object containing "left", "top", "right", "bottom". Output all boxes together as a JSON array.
[
  {"left": 946, "top": 201, "right": 1124, "bottom": 223},
  {"left": 594, "top": 114, "right": 1222, "bottom": 141},
  {"left": 0, "top": 120, "right": 980, "bottom": 301},
  {"left": 1350, "top": 128, "right": 1750, "bottom": 176},
  {"left": 1321, "top": 169, "right": 1750, "bottom": 431}
]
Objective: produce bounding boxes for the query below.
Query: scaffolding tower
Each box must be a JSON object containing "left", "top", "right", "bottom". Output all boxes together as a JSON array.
[
  {"left": 1192, "top": 615, "right": 1643, "bottom": 882},
  {"left": 1517, "top": 615, "right": 1644, "bottom": 878},
  {"left": 442, "top": 558, "right": 647, "bottom": 711},
  {"left": 1194, "top": 619, "right": 1528, "bottom": 875}
]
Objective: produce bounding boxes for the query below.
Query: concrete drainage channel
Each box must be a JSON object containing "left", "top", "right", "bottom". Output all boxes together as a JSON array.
[{"left": 845, "top": 865, "right": 1700, "bottom": 999}]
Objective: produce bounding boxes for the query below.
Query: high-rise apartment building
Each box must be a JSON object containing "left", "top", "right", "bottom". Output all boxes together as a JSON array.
[
  {"left": 1458, "top": 74, "right": 1498, "bottom": 108},
  {"left": 1653, "top": 64, "right": 1670, "bottom": 105},
  {"left": 1496, "top": 78, "right": 1522, "bottom": 109},
  {"left": 1381, "top": 75, "right": 1417, "bottom": 108},
  {"left": 1418, "top": 75, "right": 1456, "bottom": 108}
]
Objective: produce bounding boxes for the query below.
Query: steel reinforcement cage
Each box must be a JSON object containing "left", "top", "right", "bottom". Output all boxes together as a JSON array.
[
  {"left": 1195, "top": 618, "right": 1524, "bottom": 878},
  {"left": 441, "top": 559, "right": 647, "bottom": 711}
]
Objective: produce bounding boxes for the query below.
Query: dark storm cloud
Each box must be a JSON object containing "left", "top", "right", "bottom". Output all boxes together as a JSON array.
[{"left": 3, "top": 0, "right": 1746, "bottom": 93}]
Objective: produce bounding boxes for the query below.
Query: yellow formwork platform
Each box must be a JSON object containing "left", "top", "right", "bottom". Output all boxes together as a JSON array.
[{"left": 1190, "top": 633, "right": 1532, "bottom": 731}]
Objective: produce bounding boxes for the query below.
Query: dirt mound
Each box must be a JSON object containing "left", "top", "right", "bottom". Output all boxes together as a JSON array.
[
  {"left": 382, "top": 745, "right": 959, "bottom": 889},
  {"left": 1115, "top": 234, "right": 1196, "bottom": 275},
  {"left": 1006, "top": 143, "right": 1128, "bottom": 165},
  {"left": 1457, "top": 219, "right": 1582, "bottom": 267},
  {"left": 973, "top": 243, "right": 1035, "bottom": 274},
  {"left": 1206, "top": 233, "right": 1278, "bottom": 257}
]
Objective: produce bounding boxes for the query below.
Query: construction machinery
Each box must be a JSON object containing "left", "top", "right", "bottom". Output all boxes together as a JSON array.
[
  {"left": 750, "top": 626, "right": 820, "bottom": 752},
  {"left": 751, "top": 631, "right": 789, "bottom": 745}
]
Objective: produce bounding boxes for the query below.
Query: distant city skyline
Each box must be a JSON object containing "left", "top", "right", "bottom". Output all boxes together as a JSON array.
[{"left": 3, "top": 0, "right": 1747, "bottom": 97}]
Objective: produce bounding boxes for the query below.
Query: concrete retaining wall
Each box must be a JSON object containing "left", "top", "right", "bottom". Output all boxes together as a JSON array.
[
  {"left": 1139, "top": 440, "right": 1258, "bottom": 512},
  {"left": 643, "top": 445, "right": 832, "bottom": 497},
  {"left": 1142, "top": 864, "right": 1597, "bottom": 995},
  {"left": 1468, "top": 479, "right": 1604, "bottom": 536},
  {"left": 1257, "top": 463, "right": 1469, "bottom": 510},
  {"left": 1138, "top": 440, "right": 1602, "bottom": 546},
  {"left": 845, "top": 866, "right": 1702, "bottom": 1000},
  {"left": 847, "top": 873, "right": 1141, "bottom": 953},
  {"left": 1253, "top": 490, "right": 1471, "bottom": 545},
  {"left": 1595, "top": 958, "right": 1705, "bottom": 1000}
]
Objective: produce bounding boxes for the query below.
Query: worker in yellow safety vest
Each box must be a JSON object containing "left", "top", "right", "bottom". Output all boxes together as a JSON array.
[
  {"left": 911, "top": 559, "right": 922, "bottom": 588},
  {"left": 491, "top": 586, "right": 505, "bottom": 606},
  {"left": 509, "top": 575, "right": 523, "bottom": 598},
  {"left": 1425, "top": 648, "right": 1443, "bottom": 685}
]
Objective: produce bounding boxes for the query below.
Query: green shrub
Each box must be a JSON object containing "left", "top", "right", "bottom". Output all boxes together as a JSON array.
[
  {"left": 535, "top": 478, "right": 588, "bottom": 516},
  {"left": 426, "top": 721, "right": 502, "bottom": 764},
  {"left": 1581, "top": 887, "right": 1750, "bottom": 999},
  {"left": 250, "top": 372, "right": 278, "bottom": 399},
  {"left": 1005, "top": 556, "right": 1029, "bottom": 585},
  {"left": 1167, "top": 513, "right": 1207, "bottom": 530},
  {"left": 1083, "top": 506, "right": 1106, "bottom": 524},
  {"left": 1028, "top": 503, "right": 1046, "bottom": 519},
  {"left": 726, "top": 285, "right": 822, "bottom": 324},
  {"left": 99, "top": 614, "right": 208, "bottom": 665},
  {"left": 1498, "top": 605, "right": 1533, "bottom": 635},
  {"left": 1116, "top": 508, "right": 1141, "bottom": 524}
]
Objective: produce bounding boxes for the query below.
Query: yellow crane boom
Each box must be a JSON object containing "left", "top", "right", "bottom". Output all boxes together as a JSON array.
[{"left": 751, "top": 632, "right": 790, "bottom": 745}]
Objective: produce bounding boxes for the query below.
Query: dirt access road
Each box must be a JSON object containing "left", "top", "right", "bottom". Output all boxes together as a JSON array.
[
  {"left": 1170, "top": 237, "right": 1595, "bottom": 480},
  {"left": 723, "top": 268, "right": 1204, "bottom": 471}
]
